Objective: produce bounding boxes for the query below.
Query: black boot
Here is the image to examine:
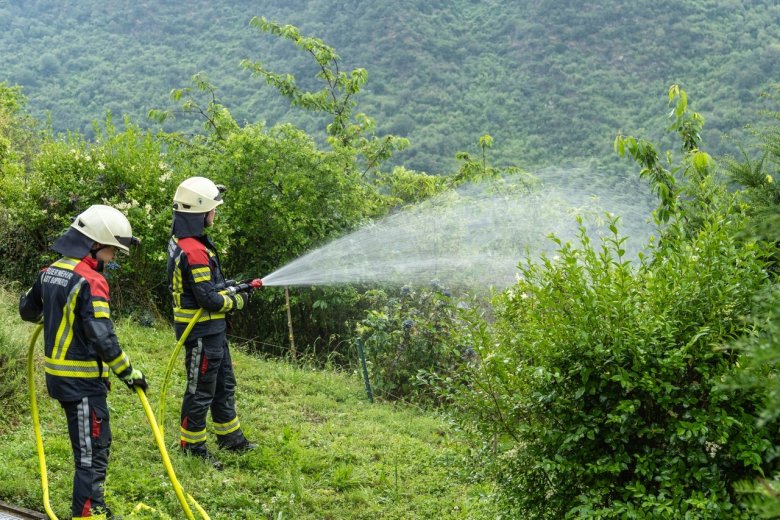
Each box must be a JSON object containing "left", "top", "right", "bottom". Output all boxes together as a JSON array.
[
  {"left": 218, "top": 435, "right": 258, "bottom": 452},
  {"left": 182, "top": 444, "right": 223, "bottom": 470}
]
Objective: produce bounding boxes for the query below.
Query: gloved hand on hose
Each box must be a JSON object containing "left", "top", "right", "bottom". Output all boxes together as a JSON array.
[
  {"left": 231, "top": 291, "right": 249, "bottom": 311},
  {"left": 121, "top": 368, "right": 148, "bottom": 391}
]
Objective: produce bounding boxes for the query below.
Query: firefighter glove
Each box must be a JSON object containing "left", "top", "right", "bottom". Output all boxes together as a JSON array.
[
  {"left": 122, "top": 368, "right": 148, "bottom": 391},
  {"left": 232, "top": 292, "right": 248, "bottom": 311}
]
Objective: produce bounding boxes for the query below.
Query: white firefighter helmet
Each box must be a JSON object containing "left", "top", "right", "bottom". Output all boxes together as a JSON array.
[
  {"left": 71, "top": 205, "right": 139, "bottom": 253},
  {"left": 173, "top": 176, "right": 224, "bottom": 213}
]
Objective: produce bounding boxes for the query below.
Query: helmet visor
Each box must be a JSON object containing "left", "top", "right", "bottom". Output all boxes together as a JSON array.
[{"left": 115, "top": 235, "right": 141, "bottom": 249}]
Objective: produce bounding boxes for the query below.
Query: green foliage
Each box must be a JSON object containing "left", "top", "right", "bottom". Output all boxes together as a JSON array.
[
  {"left": 0, "top": 81, "right": 37, "bottom": 185},
  {"left": 720, "top": 85, "right": 780, "bottom": 518},
  {"left": 615, "top": 85, "right": 724, "bottom": 239},
  {"left": 450, "top": 216, "right": 773, "bottom": 518},
  {"left": 728, "top": 284, "right": 780, "bottom": 518},
  {"left": 0, "top": 114, "right": 180, "bottom": 311},
  {"left": 356, "top": 283, "right": 463, "bottom": 402},
  {"left": 374, "top": 166, "right": 449, "bottom": 205},
  {"left": 0, "top": 318, "right": 27, "bottom": 418},
  {"left": 722, "top": 85, "right": 780, "bottom": 271},
  {"left": 1, "top": 1, "right": 778, "bottom": 172},
  {"left": 445, "top": 88, "right": 777, "bottom": 518},
  {"left": 242, "top": 18, "right": 409, "bottom": 176}
]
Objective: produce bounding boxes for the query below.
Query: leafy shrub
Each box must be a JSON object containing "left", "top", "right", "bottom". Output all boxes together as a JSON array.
[
  {"left": 727, "top": 283, "right": 780, "bottom": 518},
  {"left": 0, "top": 285, "right": 29, "bottom": 418},
  {"left": 0, "top": 322, "right": 27, "bottom": 417},
  {"left": 448, "top": 216, "right": 774, "bottom": 518},
  {"left": 444, "top": 88, "right": 779, "bottom": 518},
  {"left": 721, "top": 86, "right": 780, "bottom": 518},
  {"left": 0, "top": 115, "right": 181, "bottom": 312},
  {"left": 356, "top": 282, "right": 464, "bottom": 402}
]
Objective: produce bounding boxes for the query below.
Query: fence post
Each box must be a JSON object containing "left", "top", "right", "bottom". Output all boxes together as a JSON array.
[
  {"left": 285, "top": 286, "right": 296, "bottom": 360},
  {"left": 355, "top": 338, "right": 373, "bottom": 403}
]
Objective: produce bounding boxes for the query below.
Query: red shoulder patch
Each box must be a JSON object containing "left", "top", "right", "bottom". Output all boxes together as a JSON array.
[
  {"left": 178, "top": 237, "right": 210, "bottom": 266},
  {"left": 74, "top": 261, "right": 110, "bottom": 300}
]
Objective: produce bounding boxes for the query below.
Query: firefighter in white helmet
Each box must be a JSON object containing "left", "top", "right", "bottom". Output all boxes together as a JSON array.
[
  {"left": 167, "top": 177, "right": 256, "bottom": 468},
  {"left": 19, "top": 204, "right": 146, "bottom": 519}
]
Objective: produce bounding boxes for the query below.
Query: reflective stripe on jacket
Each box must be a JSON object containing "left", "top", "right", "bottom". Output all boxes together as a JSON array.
[{"left": 19, "top": 256, "right": 134, "bottom": 401}]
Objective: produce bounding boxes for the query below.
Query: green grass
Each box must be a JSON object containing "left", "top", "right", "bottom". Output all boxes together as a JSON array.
[{"left": 0, "top": 285, "right": 496, "bottom": 519}]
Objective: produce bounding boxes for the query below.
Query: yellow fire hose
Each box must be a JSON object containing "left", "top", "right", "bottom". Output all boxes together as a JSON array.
[
  {"left": 28, "top": 324, "right": 210, "bottom": 519},
  {"left": 136, "top": 385, "right": 210, "bottom": 520},
  {"left": 157, "top": 307, "right": 203, "bottom": 437},
  {"left": 27, "top": 324, "right": 57, "bottom": 520}
]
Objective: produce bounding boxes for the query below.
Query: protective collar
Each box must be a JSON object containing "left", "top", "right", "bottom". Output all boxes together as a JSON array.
[
  {"left": 171, "top": 211, "right": 208, "bottom": 238},
  {"left": 51, "top": 227, "right": 94, "bottom": 258},
  {"left": 80, "top": 255, "right": 103, "bottom": 273}
]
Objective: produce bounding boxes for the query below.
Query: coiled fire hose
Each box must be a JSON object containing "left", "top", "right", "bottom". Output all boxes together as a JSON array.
[{"left": 28, "top": 324, "right": 210, "bottom": 519}]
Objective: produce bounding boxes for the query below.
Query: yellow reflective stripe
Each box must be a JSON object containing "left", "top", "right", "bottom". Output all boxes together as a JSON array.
[
  {"left": 174, "top": 308, "right": 200, "bottom": 319},
  {"left": 172, "top": 248, "right": 184, "bottom": 309},
  {"left": 51, "top": 257, "right": 79, "bottom": 270},
  {"left": 213, "top": 417, "right": 240, "bottom": 436},
  {"left": 107, "top": 352, "right": 131, "bottom": 375},
  {"left": 192, "top": 267, "right": 211, "bottom": 282},
  {"left": 44, "top": 357, "right": 108, "bottom": 378},
  {"left": 53, "top": 280, "right": 85, "bottom": 359},
  {"left": 219, "top": 294, "right": 234, "bottom": 313},
  {"left": 173, "top": 268, "right": 182, "bottom": 308},
  {"left": 93, "top": 300, "right": 110, "bottom": 319},
  {"left": 173, "top": 308, "right": 226, "bottom": 323},
  {"left": 180, "top": 427, "right": 208, "bottom": 444}
]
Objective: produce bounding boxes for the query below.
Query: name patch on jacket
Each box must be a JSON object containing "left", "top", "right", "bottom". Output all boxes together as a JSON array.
[{"left": 42, "top": 267, "right": 74, "bottom": 287}]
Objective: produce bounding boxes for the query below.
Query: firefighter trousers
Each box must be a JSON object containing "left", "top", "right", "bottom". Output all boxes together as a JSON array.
[
  {"left": 180, "top": 332, "right": 246, "bottom": 451},
  {"left": 61, "top": 395, "right": 112, "bottom": 519}
]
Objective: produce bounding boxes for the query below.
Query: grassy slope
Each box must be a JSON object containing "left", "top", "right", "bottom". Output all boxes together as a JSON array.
[{"left": 0, "top": 286, "right": 494, "bottom": 519}]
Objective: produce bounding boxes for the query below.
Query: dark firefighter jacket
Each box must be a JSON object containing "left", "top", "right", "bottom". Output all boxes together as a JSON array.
[
  {"left": 19, "top": 255, "right": 135, "bottom": 402},
  {"left": 167, "top": 212, "right": 238, "bottom": 338}
]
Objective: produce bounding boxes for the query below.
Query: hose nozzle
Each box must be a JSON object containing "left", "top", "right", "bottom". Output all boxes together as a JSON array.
[{"left": 223, "top": 278, "right": 263, "bottom": 294}]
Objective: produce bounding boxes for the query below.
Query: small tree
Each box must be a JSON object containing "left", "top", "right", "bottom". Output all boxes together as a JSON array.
[{"left": 241, "top": 18, "right": 408, "bottom": 178}]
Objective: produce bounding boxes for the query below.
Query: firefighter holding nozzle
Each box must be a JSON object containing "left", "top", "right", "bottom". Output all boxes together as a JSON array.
[{"left": 167, "top": 176, "right": 257, "bottom": 469}]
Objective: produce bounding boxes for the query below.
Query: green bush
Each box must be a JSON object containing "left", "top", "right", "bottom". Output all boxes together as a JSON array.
[
  {"left": 0, "top": 284, "right": 30, "bottom": 418},
  {"left": 721, "top": 86, "right": 780, "bottom": 518},
  {"left": 449, "top": 216, "right": 774, "bottom": 518},
  {"left": 728, "top": 283, "right": 780, "bottom": 518},
  {"left": 444, "top": 88, "right": 779, "bottom": 518},
  {"left": 0, "top": 115, "right": 181, "bottom": 313},
  {"left": 0, "top": 322, "right": 27, "bottom": 417},
  {"left": 356, "top": 283, "right": 464, "bottom": 402}
]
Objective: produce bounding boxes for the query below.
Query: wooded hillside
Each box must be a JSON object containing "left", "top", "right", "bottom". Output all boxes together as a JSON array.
[{"left": 1, "top": 0, "right": 777, "bottom": 172}]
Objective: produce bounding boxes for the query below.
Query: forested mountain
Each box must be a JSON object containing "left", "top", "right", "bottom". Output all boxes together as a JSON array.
[{"left": 1, "top": 0, "right": 778, "bottom": 172}]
